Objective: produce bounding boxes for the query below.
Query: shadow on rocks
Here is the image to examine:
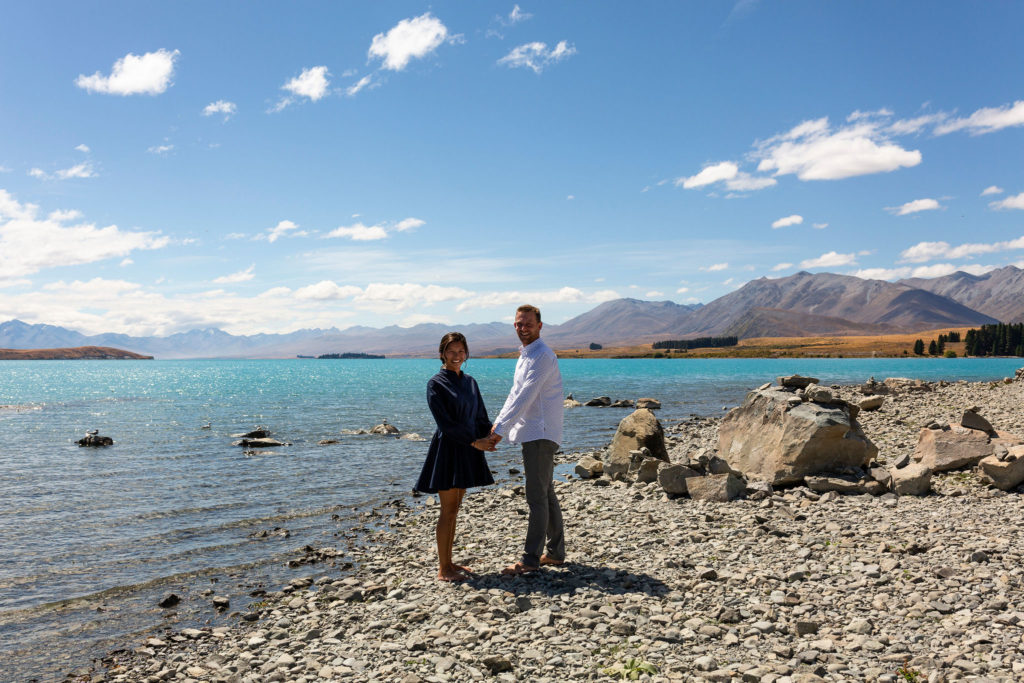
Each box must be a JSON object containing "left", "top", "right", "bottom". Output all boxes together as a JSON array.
[{"left": 464, "top": 562, "right": 668, "bottom": 598}]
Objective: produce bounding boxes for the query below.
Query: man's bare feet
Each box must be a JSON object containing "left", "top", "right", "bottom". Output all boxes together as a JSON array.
[
  {"left": 437, "top": 567, "right": 468, "bottom": 582},
  {"left": 500, "top": 561, "right": 539, "bottom": 575},
  {"left": 539, "top": 554, "right": 564, "bottom": 566}
]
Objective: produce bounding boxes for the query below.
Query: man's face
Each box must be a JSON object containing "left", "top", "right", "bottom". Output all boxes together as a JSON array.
[{"left": 513, "top": 310, "right": 542, "bottom": 346}]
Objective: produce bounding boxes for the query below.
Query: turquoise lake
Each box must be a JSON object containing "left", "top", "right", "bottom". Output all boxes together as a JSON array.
[{"left": 2, "top": 356, "right": 1022, "bottom": 679}]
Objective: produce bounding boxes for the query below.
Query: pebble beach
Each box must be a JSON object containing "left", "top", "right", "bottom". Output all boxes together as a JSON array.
[{"left": 62, "top": 373, "right": 1024, "bottom": 683}]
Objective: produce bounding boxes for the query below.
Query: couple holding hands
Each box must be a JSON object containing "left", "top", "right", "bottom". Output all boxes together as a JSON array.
[{"left": 415, "top": 305, "right": 566, "bottom": 582}]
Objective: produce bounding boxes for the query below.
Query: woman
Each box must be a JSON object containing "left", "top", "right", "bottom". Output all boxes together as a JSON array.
[{"left": 415, "top": 332, "right": 496, "bottom": 582}]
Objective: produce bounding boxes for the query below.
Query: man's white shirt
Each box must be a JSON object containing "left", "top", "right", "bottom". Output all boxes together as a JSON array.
[{"left": 492, "top": 337, "right": 564, "bottom": 446}]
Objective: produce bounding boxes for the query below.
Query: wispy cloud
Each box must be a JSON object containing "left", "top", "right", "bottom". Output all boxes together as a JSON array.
[
  {"left": 345, "top": 74, "right": 375, "bottom": 97},
  {"left": 28, "top": 162, "right": 97, "bottom": 180},
  {"left": 456, "top": 286, "right": 617, "bottom": 312},
  {"left": 886, "top": 198, "right": 941, "bottom": 215},
  {"left": 990, "top": 192, "right": 1024, "bottom": 211},
  {"left": 76, "top": 49, "right": 179, "bottom": 95},
  {"left": 369, "top": 13, "right": 450, "bottom": 71},
  {"left": 75, "top": 144, "right": 90, "bottom": 153},
  {"left": 258, "top": 220, "right": 307, "bottom": 243},
  {"left": 213, "top": 265, "right": 255, "bottom": 284},
  {"left": 934, "top": 100, "right": 1024, "bottom": 136},
  {"left": 147, "top": 144, "right": 174, "bottom": 155},
  {"left": 498, "top": 40, "right": 576, "bottom": 73},
  {"left": 771, "top": 214, "right": 803, "bottom": 229},
  {"left": 325, "top": 217, "right": 425, "bottom": 241},
  {"left": 271, "top": 66, "right": 330, "bottom": 112},
  {"left": 981, "top": 185, "right": 1003, "bottom": 196},
  {"left": 772, "top": 262, "right": 793, "bottom": 271},
  {"left": 0, "top": 189, "right": 167, "bottom": 279},
  {"left": 899, "top": 235, "right": 1024, "bottom": 263},
  {"left": 202, "top": 100, "right": 237, "bottom": 120},
  {"left": 799, "top": 251, "right": 857, "bottom": 269},
  {"left": 700, "top": 262, "right": 729, "bottom": 272},
  {"left": 675, "top": 161, "right": 775, "bottom": 192}
]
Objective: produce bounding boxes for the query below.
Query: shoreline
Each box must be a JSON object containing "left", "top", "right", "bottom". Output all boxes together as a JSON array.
[{"left": 38, "top": 372, "right": 1024, "bottom": 683}]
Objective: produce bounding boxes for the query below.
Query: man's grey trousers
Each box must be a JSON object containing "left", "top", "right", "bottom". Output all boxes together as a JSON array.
[{"left": 521, "top": 439, "right": 565, "bottom": 566}]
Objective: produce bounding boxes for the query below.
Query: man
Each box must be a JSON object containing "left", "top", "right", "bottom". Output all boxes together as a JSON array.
[{"left": 490, "top": 304, "right": 565, "bottom": 574}]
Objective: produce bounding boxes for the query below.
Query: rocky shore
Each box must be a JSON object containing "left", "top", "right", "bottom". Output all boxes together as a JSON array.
[{"left": 67, "top": 374, "right": 1024, "bottom": 683}]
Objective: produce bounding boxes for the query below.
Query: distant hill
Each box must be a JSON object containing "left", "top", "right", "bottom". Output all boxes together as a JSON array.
[
  {"left": 0, "top": 346, "right": 153, "bottom": 360},
  {"left": 900, "top": 265, "right": 1024, "bottom": 323},
  {"left": 3, "top": 267, "right": 1022, "bottom": 357}
]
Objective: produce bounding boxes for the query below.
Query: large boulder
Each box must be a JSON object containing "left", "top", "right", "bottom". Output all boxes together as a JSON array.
[
  {"left": 913, "top": 425, "right": 993, "bottom": 472},
  {"left": 960, "top": 408, "right": 996, "bottom": 436},
  {"left": 658, "top": 464, "right": 700, "bottom": 494},
  {"left": 890, "top": 462, "right": 932, "bottom": 496},
  {"left": 978, "top": 445, "right": 1024, "bottom": 491},
  {"left": 685, "top": 474, "right": 745, "bottom": 502},
  {"left": 717, "top": 388, "right": 877, "bottom": 485},
  {"left": 608, "top": 409, "right": 669, "bottom": 464},
  {"left": 574, "top": 455, "right": 603, "bottom": 479}
]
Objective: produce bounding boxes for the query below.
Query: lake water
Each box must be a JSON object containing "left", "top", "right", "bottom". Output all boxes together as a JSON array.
[{"left": 2, "top": 356, "right": 1022, "bottom": 679}]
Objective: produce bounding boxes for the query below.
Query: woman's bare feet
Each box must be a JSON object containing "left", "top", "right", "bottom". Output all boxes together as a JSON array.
[{"left": 437, "top": 567, "right": 468, "bottom": 582}]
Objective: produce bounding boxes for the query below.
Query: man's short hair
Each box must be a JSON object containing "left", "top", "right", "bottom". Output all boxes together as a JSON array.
[{"left": 516, "top": 304, "right": 541, "bottom": 323}]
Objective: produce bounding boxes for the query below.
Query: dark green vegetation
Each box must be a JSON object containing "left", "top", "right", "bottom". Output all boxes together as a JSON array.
[
  {"left": 316, "top": 352, "right": 385, "bottom": 359},
  {"left": 963, "top": 323, "right": 1024, "bottom": 357},
  {"left": 652, "top": 336, "right": 738, "bottom": 351}
]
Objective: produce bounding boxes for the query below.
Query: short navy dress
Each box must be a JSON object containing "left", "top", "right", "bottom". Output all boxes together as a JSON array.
[{"left": 415, "top": 368, "right": 495, "bottom": 493}]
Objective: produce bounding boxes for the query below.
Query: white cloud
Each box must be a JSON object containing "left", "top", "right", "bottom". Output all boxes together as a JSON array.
[
  {"left": 202, "top": 100, "right": 237, "bottom": 120},
  {"left": 645, "top": 290, "right": 664, "bottom": 298},
  {"left": 887, "top": 113, "right": 947, "bottom": 135},
  {"left": 771, "top": 214, "right": 803, "bottom": 229},
  {"left": 326, "top": 222, "right": 389, "bottom": 241},
  {"left": 75, "top": 144, "right": 90, "bottom": 153},
  {"left": 0, "top": 189, "right": 168, "bottom": 279},
  {"left": 886, "top": 198, "right": 941, "bottom": 215},
  {"left": 701, "top": 262, "right": 728, "bottom": 272},
  {"left": 756, "top": 116, "right": 921, "bottom": 180},
  {"left": 934, "top": 100, "right": 1024, "bottom": 136},
  {"left": 120, "top": 258, "right": 133, "bottom": 266},
  {"left": 813, "top": 223, "right": 828, "bottom": 229},
  {"left": 369, "top": 13, "right": 449, "bottom": 71},
  {"left": 346, "top": 74, "right": 375, "bottom": 97},
  {"left": 498, "top": 40, "right": 576, "bottom": 73},
  {"left": 907, "top": 263, "right": 997, "bottom": 279},
  {"left": 850, "top": 267, "right": 912, "bottom": 280},
  {"left": 981, "top": 186, "right": 1003, "bottom": 196},
  {"left": 29, "top": 162, "right": 98, "bottom": 181},
  {"left": 772, "top": 262, "right": 793, "bottom": 271},
  {"left": 294, "top": 280, "right": 362, "bottom": 300},
  {"left": 725, "top": 172, "right": 777, "bottom": 191},
  {"left": 900, "top": 236, "right": 1024, "bottom": 263},
  {"left": 75, "top": 49, "right": 179, "bottom": 95},
  {"left": 394, "top": 217, "right": 425, "bottom": 232},
  {"left": 676, "top": 286, "right": 689, "bottom": 293},
  {"left": 455, "top": 286, "right": 616, "bottom": 312},
  {"left": 799, "top": 251, "right": 857, "bottom": 269},
  {"left": 48, "top": 209, "right": 83, "bottom": 222},
  {"left": 677, "top": 161, "right": 737, "bottom": 189},
  {"left": 213, "top": 265, "right": 255, "bottom": 284},
  {"left": 0, "top": 165, "right": 10, "bottom": 173},
  {"left": 147, "top": 144, "right": 174, "bottom": 155},
  {"left": 259, "top": 219, "right": 307, "bottom": 243},
  {"left": 505, "top": 5, "right": 532, "bottom": 25},
  {"left": 225, "top": 232, "right": 247, "bottom": 240},
  {"left": 358, "top": 283, "right": 473, "bottom": 310},
  {"left": 284, "top": 66, "right": 330, "bottom": 100},
  {"left": 990, "top": 192, "right": 1024, "bottom": 211}
]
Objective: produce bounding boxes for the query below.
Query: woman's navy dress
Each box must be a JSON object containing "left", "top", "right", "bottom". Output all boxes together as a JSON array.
[{"left": 415, "top": 368, "right": 495, "bottom": 494}]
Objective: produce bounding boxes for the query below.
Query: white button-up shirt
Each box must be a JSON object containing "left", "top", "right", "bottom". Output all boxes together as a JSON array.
[{"left": 492, "top": 337, "right": 564, "bottom": 446}]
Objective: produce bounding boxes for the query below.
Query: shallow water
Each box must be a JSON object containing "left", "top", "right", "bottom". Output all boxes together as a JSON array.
[{"left": 1, "top": 357, "right": 1021, "bottom": 679}]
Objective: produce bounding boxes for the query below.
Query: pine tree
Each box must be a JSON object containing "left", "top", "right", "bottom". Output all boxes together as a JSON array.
[
  {"left": 928, "top": 340, "right": 938, "bottom": 355},
  {"left": 913, "top": 339, "right": 925, "bottom": 355}
]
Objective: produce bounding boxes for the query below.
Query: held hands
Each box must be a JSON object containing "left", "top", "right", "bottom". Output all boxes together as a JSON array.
[{"left": 472, "top": 434, "right": 501, "bottom": 452}]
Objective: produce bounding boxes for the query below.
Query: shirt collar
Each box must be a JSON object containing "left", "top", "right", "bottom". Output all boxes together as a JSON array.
[{"left": 519, "top": 337, "right": 544, "bottom": 357}]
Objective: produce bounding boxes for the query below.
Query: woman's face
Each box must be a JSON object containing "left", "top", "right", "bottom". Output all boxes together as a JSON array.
[{"left": 442, "top": 341, "right": 468, "bottom": 372}]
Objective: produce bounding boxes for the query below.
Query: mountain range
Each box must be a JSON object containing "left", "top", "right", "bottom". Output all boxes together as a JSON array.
[{"left": 2, "top": 267, "right": 1022, "bottom": 358}]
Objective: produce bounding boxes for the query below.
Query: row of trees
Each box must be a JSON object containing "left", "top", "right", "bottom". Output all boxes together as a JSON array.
[
  {"left": 912, "top": 330, "right": 961, "bottom": 356},
  {"left": 652, "top": 336, "right": 738, "bottom": 350},
  {"left": 963, "top": 323, "right": 1024, "bottom": 357}
]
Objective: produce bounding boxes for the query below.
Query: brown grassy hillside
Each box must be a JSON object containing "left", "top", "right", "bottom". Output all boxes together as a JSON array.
[{"left": 0, "top": 346, "right": 154, "bottom": 360}]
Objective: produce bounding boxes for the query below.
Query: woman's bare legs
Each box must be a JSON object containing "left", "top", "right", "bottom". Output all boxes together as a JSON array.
[
  {"left": 449, "top": 488, "right": 473, "bottom": 574},
  {"left": 436, "top": 488, "right": 466, "bottom": 582}
]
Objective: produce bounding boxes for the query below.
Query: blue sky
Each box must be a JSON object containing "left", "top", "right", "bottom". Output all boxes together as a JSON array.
[{"left": 1, "top": 1, "right": 1023, "bottom": 336}]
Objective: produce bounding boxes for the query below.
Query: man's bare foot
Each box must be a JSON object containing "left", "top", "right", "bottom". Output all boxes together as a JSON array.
[
  {"left": 500, "top": 561, "right": 539, "bottom": 575},
  {"left": 437, "top": 568, "right": 468, "bottom": 582},
  {"left": 539, "top": 554, "right": 564, "bottom": 566},
  {"left": 455, "top": 564, "right": 474, "bottom": 574}
]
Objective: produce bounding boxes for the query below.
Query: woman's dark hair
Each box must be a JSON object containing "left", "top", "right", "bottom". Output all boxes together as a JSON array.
[{"left": 439, "top": 332, "right": 469, "bottom": 361}]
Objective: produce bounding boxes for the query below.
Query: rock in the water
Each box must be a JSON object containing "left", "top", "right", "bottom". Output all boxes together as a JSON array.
[
  {"left": 237, "top": 427, "right": 270, "bottom": 439},
  {"left": 608, "top": 409, "right": 669, "bottom": 465},
  {"left": 686, "top": 473, "right": 744, "bottom": 501},
  {"left": 609, "top": 399, "right": 634, "bottom": 408},
  {"left": 574, "top": 455, "right": 604, "bottom": 479},
  {"left": 585, "top": 396, "right": 611, "bottom": 407},
  {"left": 717, "top": 387, "right": 876, "bottom": 485},
  {"left": 889, "top": 462, "right": 932, "bottom": 496},
  {"left": 158, "top": 593, "right": 180, "bottom": 608},
  {"left": 658, "top": 464, "right": 700, "bottom": 494},
  {"left": 370, "top": 421, "right": 399, "bottom": 435},
  {"left": 960, "top": 408, "right": 996, "bottom": 435},
  {"left": 234, "top": 437, "right": 287, "bottom": 448},
  {"left": 913, "top": 425, "right": 993, "bottom": 472},
  {"left": 978, "top": 446, "right": 1024, "bottom": 491},
  {"left": 636, "top": 397, "right": 661, "bottom": 409},
  {"left": 858, "top": 395, "right": 885, "bottom": 411},
  {"left": 564, "top": 397, "right": 582, "bottom": 408},
  {"left": 77, "top": 433, "right": 114, "bottom": 447},
  {"left": 777, "top": 375, "right": 818, "bottom": 389}
]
